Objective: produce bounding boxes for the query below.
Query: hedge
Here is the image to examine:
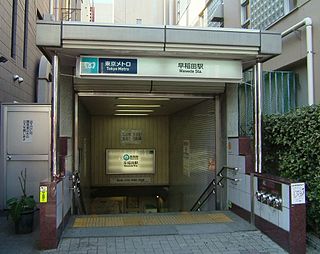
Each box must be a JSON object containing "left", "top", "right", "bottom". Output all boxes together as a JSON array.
[{"left": 262, "top": 105, "right": 320, "bottom": 234}]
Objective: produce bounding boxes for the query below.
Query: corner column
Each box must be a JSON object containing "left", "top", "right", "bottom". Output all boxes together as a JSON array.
[
  {"left": 254, "top": 62, "right": 263, "bottom": 173},
  {"left": 39, "top": 54, "right": 61, "bottom": 249}
]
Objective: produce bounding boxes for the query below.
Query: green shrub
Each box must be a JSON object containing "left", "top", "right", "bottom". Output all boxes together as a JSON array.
[{"left": 262, "top": 105, "right": 320, "bottom": 233}]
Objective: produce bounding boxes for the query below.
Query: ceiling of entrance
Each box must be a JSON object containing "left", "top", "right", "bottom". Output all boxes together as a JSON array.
[{"left": 79, "top": 96, "right": 212, "bottom": 116}]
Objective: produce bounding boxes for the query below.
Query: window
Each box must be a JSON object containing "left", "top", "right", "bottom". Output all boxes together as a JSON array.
[
  {"left": 11, "top": 0, "right": 18, "bottom": 59},
  {"left": 23, "top": 0, "right": 29, "bottom": 68},
  {"left": 289, "top": 0, "right": 297, "bottom": 10},
  {"left": 177, "top": 0, "right": 191, "bottom": 23},
  {"left": 251, "top": 0, "right": 297, "bottom": 30},
  {"left": 241, "top": 0, "right": 250, "bottom": 28},
  {"left": 239, "top": 70, "right": 297, "bottom": 136},
  {"left": 207, "top": 0, "right": 224, "bottom": 28}
]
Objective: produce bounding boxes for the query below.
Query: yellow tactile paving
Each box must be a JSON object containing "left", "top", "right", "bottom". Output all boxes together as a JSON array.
[
  {"left": 208, "top": 213, "right": 233, "bottom": 223},
  {"left": 72, "top": 213, "right": 233, "bottom": 228}
]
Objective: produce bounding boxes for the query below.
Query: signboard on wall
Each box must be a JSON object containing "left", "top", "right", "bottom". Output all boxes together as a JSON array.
[
  {"left": 291, "top": 183, "right": 306, "bottom": 205},
  {"left": 22, "top": 120, "right": 34, "bottom": 143},
  {"left": 110, "top": 176, "right": 152, "bottom": 185},
  {"left": 78, "top": 56, "right": 242, "bottom": 81},
  {"left": 106, "top": 149, "right": 155, "bottom": 174},
  {"left": 99, "top": 58, "right": 137, "bottom": 74},
  {"left": 120, "top": 129, "right": 143, "bottom": 144}
]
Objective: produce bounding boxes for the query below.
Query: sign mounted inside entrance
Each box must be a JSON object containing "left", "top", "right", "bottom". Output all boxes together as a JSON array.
[
  {"left": 110, "top": 176, "right": 152, "bottom": 185},
  {"left": 106, "top": 149, "right": 155, "bottom": 174},
  {"left": 120, "top": 129, "right": 143, "bottom": 144},
  {"left": 78, "top": 56, "right": 242, "bottom": 81}
]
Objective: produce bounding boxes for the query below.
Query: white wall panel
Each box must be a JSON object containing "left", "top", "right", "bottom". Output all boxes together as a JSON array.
[
  {"left": 282, "top": 184, "right": 290, "bottom": 209},
  {"left": 279, "top": 207, "right": 290, "bottom": 231}
]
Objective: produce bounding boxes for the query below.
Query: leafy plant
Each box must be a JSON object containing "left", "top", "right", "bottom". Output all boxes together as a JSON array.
[
  {"left": 262, "top": 105, "right": 320, "bottom": 234},
  {"left": 6, "top": 169, "right": 36, "bottom": 223}
]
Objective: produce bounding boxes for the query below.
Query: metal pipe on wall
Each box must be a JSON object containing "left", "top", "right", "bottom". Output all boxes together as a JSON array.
[
  {"left": 215, "top": 95, "right": 221, "bottom": 209},
  {"left": 72, "top": 93, "right": 79, "bottom": 215},
  {"left": 49, "top": 0, "right": 60, "bottom": 21},
  {"left": 54, "top": 0, "right": 60, "bottom": 21},
  {"left": 281, "top": 17, "right": 314, "bottom": 106},
  {"left": 51, "top": 55, "right": 59, "bottom": 179},
  {"left": 306, "top": 21, "right": 314, "bottom": 105},
  {"left": 168, "top": 0, "right": 175, "bottom": 25},
  {"left": 257, "top": 62, "right": 263, "bottom": 174},
  {"left": 254, "top": 62, "right": 263, "bottom": 173},
  {"left": 74, "top": 93, "right": 79, "bottom": 174},
  {"left": 49, "top": 0, "right": 54, "bottom": 16},
  {"left": 254, "top": 65, "right": 258, "bottom": 173},
  {"left": 163, "top": 0, "right": 167, "bottom": 25}
]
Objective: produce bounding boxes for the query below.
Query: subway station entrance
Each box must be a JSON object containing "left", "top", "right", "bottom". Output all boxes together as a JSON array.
[
  {"left": 34, "top": 21, "right": 286, "bottom": 250},
  {"left": 77, "top": 92, "right": 218, "bottom": 215},
  {"left": 68, "top": 36, "right": 246, "bottom": 217}
]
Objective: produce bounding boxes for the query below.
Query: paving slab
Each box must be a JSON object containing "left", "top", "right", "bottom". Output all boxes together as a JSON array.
[{"left": 0, "top": 211, "right": 319, "bottom": 253}]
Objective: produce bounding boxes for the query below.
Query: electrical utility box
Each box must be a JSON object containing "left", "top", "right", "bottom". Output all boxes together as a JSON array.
[{"left": 0, "top": 104, "right": 51, "bottom": 209}]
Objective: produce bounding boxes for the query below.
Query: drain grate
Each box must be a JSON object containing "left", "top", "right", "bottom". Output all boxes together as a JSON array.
[{"left": 73, "top": 213, "right": 233, "bottom": 228}]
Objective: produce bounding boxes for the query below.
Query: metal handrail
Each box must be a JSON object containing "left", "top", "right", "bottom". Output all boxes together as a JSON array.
[
  {"left": 190, "top": 166, "right": 240, "bottom": 211},
  {"left": 190, "top": 179, "right": 215, "bottom": 211},
  {"left": 217, "top": 166, "right": 240, "bottom": 187},
  {"left": 217, "top": 166, "right": 239, "bottom": 176},
  {"left": 218, "top": 177, "right": 240, "bottom": 187}
]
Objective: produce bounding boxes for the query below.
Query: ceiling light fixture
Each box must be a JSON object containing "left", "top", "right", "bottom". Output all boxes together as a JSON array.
[
  {"left": 114, "top": 113, "right": 149, "bottom": 116},
  {"left": 116, "top": 109, "right": 154, "bottom": 113},
  {"left": 117, "top": 97, "right": 170, "bottom": 101},
  {"left": 116, "top": 104, "right": 161, "bottom": 108}
]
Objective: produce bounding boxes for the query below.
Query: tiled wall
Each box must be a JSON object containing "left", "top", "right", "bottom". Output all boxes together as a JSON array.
[
  {"left": 56, "top": 181, "right": 63, "bottom": 228},
  {"left": 226, "top": 138, "right": 251, "bottom": 211},
  {"left": 254, "top": 179, "right": 290, "bottom": 231},
  {"left": 227, "top": 137, "right": 290, "bottom": 232}
]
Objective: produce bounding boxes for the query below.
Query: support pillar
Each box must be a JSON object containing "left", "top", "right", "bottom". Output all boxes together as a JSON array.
[
  {"left": 39, "top": 181, "right": 58, "bottom": 249},
  {"left": 40, "top": 54, "right": 61, "bottom": 249},
  {"left": 254, "top": 62, "right": 263, "bottom": 173}
]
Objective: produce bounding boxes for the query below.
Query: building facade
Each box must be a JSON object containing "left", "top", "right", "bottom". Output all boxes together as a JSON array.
[
  {"left": 84, "top": 0, "right": 166, "bottom": 25},
  {"left": 0, "top": 1, "right": 309, "bottom": 252},
  {"left": 263, "top": 0, "right": 318, "bottom": 107},
  {"left": 0, "top": 0, "right": 49, "bottom": 103},
  {"left": 177, "top": 0, "right": 319, "bottom": 107},
  {"left": 81, "top": 0, "right": 94, "bottom": 22},
  {"left": 175, "top": 0, "right": 241, "bottom": 28}
]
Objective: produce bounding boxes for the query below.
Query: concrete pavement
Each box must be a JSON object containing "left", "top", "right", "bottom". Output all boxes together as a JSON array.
[
  {"left": 1, "top": 211, "right": 319, "bottom": 253},
  {"left": 42, "top": 231, "right": 287, "bottom": 254}
]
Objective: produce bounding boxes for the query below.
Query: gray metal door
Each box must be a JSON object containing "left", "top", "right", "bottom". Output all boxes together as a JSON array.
[{"left": 1, "top": 105, "right": 51, "bottom": 208}]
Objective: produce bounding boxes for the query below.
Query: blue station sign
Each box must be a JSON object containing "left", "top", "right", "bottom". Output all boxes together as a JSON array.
[
  {"left": 80, "top": 56, "right": 137, "bottom": 75},
  {"left": 99, "top": 58, "right": 137, "bottom": 74}
]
